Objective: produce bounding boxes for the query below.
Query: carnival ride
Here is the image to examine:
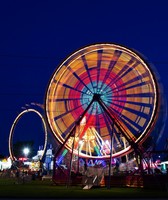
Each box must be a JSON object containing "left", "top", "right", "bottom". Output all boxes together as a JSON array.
[
  {"left": 45, "top": 43, "right": 160, "bottom": 185},
  {"left": 9, "top": 108, "right": 48, "bottom": 161},
  {"left": 8, "top": 43, "right": 163, "bottom": 187}
]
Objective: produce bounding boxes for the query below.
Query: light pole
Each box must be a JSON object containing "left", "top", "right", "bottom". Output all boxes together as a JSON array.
[{"left": 23, "top": 147, "right": 30, "bottom": 159}]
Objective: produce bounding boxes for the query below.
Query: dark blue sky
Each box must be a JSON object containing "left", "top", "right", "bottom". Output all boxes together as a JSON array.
[{"left": 0, "top": 0, "right": 168, "bottom": 156}]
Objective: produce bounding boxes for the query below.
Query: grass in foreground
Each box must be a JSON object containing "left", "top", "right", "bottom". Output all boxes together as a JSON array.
[{"left": 0, "top": 178, "right": 167, "bottom": 199}]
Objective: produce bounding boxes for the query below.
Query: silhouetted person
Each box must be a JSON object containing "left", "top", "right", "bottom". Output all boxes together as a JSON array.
[
  {"left": 15, "top": 169, "right": 20, "bottom": 184},
  {"left": 84, "top": 159, "right": 88, "bottom": 172}
]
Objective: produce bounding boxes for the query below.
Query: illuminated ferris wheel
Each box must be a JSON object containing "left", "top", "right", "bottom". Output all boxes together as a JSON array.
[
  {"left": 45, "top": 43, "right": 159, "bottom": 159},
  {"left": 9, "top": 108, "right": 48, "bottom": 161}
]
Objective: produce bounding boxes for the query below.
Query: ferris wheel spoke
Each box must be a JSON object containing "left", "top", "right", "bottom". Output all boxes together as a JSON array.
[
  {"left": 54, "top": 98, "right": 84, "bottom": 102},
  {"left": 106, "top": 98, "right": 153, "bottom": 111},
  {"left": 109, "top": 101, "right": 149, "bottom": 119},
  {"left": 68, "top": 66, "right": 94, "bottom": 94},
  {"left": 120, "top": 115, "right": 143, "bottom": 133},
  {"left": 99, "top": 50, "right": 122, "bottom": 91},
  {"left": 111, "top": 78, "right": 150, "bottom": 94},
  {"left": 96, "top": 50, "right": 103, "bottom": 91},
  {"left": 81, "top": 55, "right": 95, "bottom": 92},
  {"left": 61, "top": 97, "right": 96, "bottom": 141},
  {"left": 113, "top": 99, "right": 153, "bottom": 108},
  {"left": 53, "top": 101, "right": 89, "bottom": 121},
  {"left": 112, "top": 92, "right": 154, "bottom": 98},
  {"left": 102, "top": 58, "right": 137, "bottom": 92},
  {"left": 57, "top": 81, "right": 92, "bottom": 96},
  {"left": 108, "top": 106, "right": 143, "bottom": 133},
  {"left": 61, "top": 120, "right": 77, "bottom": 139},
  {"left": 111, "top": 72, "right": 149, "bottom": 93},
  {"left": 109, "top": 60, "right": 141, "bottom": 87},
  {"left": 99, "top": 60, "right": 116, "bottom": 91},
  {"left": 112, "top": 81, "right": 151, "bottom": 94},
  {"left": 98, "top": 95, "right": 140, "bottom": 140}
]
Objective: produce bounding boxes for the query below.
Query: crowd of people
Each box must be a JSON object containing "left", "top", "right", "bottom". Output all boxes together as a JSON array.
[{"left": 0, "top": 167, "right": 44, "bottom": 184}]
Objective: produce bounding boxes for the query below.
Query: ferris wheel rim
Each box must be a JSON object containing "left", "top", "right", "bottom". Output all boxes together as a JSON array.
[
  {"left": 8, "top": 108, "right": 48, "bottom": 161},
  {"left": 45, "top": 43, "right": 159, "bottom": 159}
]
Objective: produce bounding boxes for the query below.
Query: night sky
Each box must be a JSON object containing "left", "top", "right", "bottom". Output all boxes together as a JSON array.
[{"left": 0, "top": 0, "right": 168, "bottom": 156}]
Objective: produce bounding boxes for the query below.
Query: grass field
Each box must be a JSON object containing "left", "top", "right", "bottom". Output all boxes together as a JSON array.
[{"left": 0, "top": 178, "right": 167, "bottom": 199}]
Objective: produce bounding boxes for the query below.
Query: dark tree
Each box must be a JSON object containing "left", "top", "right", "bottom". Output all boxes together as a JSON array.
[{"left": 0, "top": 154, "right": 5, "bottom": 159}]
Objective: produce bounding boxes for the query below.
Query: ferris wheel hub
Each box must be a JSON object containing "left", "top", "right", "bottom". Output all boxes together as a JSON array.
[{"left": 93, "top": 93, "right": 101, "bottom": 102}]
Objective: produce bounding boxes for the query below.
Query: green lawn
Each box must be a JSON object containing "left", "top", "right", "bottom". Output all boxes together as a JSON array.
[{"left": 0, "top": 178, "right": 167, "bottom": 199}]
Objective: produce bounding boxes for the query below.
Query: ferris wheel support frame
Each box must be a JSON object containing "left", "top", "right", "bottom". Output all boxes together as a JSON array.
[
  {"left": 67, "top": 126, "right": 77, "bottom": 187},
  {"left": 108, "top": 120, "right": 114, "bottom": 189},
  {"left": 49, "top": 43, "right": 160, "bottom": 185},
  {"left": 53, "top": 96, "right": 95, "bottom": 183},
  {"left": 99, "top": 97, "right": 143, "bottom": 154},
  {"left": 53, "top": 93, "right": 144, "bottom": 185},
  {"left": 97, "top": 95, "right": 144, "bottom": 176}
]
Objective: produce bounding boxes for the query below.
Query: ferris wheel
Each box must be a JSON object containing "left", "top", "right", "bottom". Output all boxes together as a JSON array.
[{"left": 45, "top": 43, "right": 159, "bottom": 159}]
